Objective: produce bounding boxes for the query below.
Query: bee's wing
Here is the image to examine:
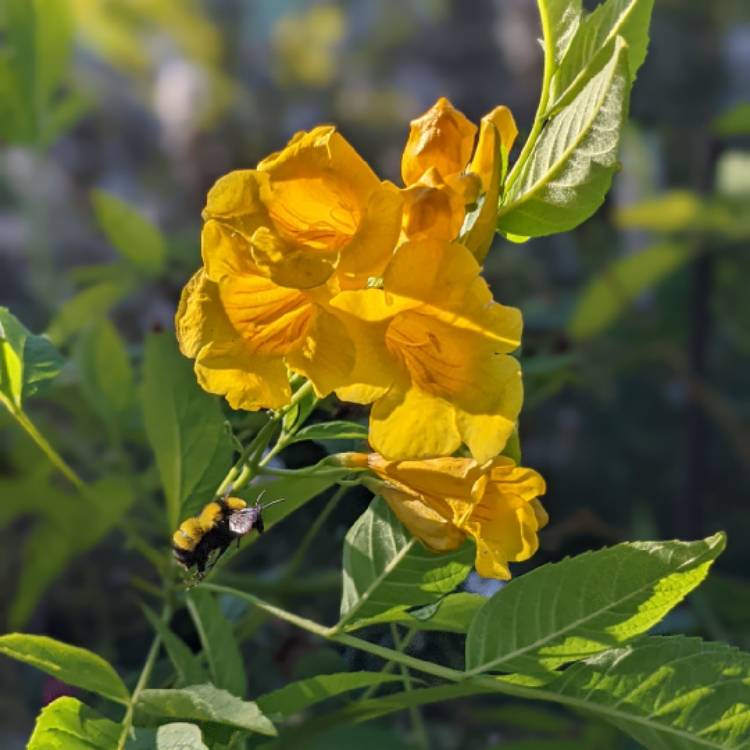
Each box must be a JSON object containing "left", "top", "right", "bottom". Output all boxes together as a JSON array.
[{"left": 228, "top": 508, "right": 259, "bottom": 536}]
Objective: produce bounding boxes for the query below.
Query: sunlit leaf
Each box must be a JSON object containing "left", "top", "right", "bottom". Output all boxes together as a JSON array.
[
  {"left": 136, "top": 684, "right": 276, "bottom": 737},
  {"left": 338, "top": 497, "right": 473, "bottom": 631},
  {"left": 465, "top": 533, "right": 725, "bottom": 675},
  {"left": 141, "top": 331, "right": 233, "bottom": 528},
  {"left": 92, "top": 190, "right": 166, "bottom": 276},
  {"left": 186, "top": 589, "right": 246, "bottom": 698},
  {"left": 567, "top": 241, "right": 693, "bottom": 341},
  {"left": 155, "top": 723, "right": 208, "bottom": 750},
  {"left": 0, "top": 633, "right": 129, "bottom": 704},
  {"left": 549, "top": 0, "right": 654, "bottom": 109},
  {"left": 539, "top": 0, "right": 582, "bottom": 68},
  {"left": 545, "top": 636, "right": 750, "bottom": 750},
  {"left": 0, "top": 307, "right": 63, "bottom": 412},
  {"left": 499, "top": 37, "right": 630, "bottom": 237},
  {"left": 28, "top": 697, "right": 122, "bottom": 750},
  {"left": 346, "top": 592, "right": 486, "bottom": 633}
]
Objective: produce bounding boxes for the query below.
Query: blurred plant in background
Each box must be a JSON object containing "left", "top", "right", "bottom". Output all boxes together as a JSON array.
[{"left": 0, "top": 0, "right": 749, "bottom": 748}]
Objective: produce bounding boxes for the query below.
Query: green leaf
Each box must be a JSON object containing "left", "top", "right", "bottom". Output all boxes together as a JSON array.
[
  {"left": 545, "top": 636, "right": 750, "bottom": 750},
  {"left": 75, "top": 319, "right": 135, "bottom": 429},
  {"left": 338, "top": 497, "right": 474, "bottom": 631},
  {"left": 257, "top": 672, "right": 404, "bottom": 718},
  {"left": 136, "top": 684, "right": 277, "bottom": 737},
  {"left": 156, "top": 723, "right": 208, "bottom": 750},
  {"left": 0, "top": 633, "right": 129, "bottom": 704},
  {"left": 465, "top": 533, "right": 725, "bottom": 675},
  {"left": 46, "top": 281, "right": 133, "bottom": 347},
  {"left": 28, "top": 697, "right": 122, "bottom": 750},
  {"left": 347, "top": 592, "right": 486, "bottom": 633},
  {"left": 92, "top": 189, "right": 166, "bottom": 275},
  {"left": 142, "top": 331, "right": 233, "bottom": 529},
  {"left": 142, "top": 605, "right": 206, "bottom": 688},
  {"left": 5, "top": 474, "right": 134, "bottom": 628},
  {"left": 713, "top": 101, "right": 750, "bottom": 137},
  {"left": 2, "top": 0, "right": 73, "bottom": 144},
  {"left": 567, "top": 241, "right": 693, "bottom": 341},
  {"left": 499, "top": 37, "right": 630, "bottom": 238},
  {"left": 549, "top": 0, "right": 654, "bottom": 109},
  {"left": 615, "top": 190, "right": 703, "bottom": 232},
  {"left": 285, "top": 420, "right": 369, "bottom": 445},
  {"left": 186, "top": 589, "right": 246, "bottom": 698},
  {"left": 539, "top": 0, "right": 583, "bottom": 68},
  {"left": 0, "top": 307, "right": 63, "bottom": 411}
]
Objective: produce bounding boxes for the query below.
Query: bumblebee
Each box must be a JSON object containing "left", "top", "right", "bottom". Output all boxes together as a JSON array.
[{"left": 172, "top": 493, "right": 281, "bottom": 578}]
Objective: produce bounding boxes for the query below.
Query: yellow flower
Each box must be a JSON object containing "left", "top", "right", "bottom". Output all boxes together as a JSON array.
[
  {"left": 176, "top": 126, "right": 402, "bottom": 409},
  {"left": 399, "top": 98, "right": 519, "bottom": 260},
  {"left": 341, "top": 452, "right": 547, "bottom": 579},
  {"left": 330, "top": 238, "right": 522, "bottom": 462}
]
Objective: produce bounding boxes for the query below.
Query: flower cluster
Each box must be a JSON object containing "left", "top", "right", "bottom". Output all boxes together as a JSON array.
[{"left": 176, "top": 97, "right": 547, "bottom": 578}]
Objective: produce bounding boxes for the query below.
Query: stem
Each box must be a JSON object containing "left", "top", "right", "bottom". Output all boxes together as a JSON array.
[
  {"left": 215, "top": 380, "right": 316, "bottom": 497},
  {"left": 361, "top": 627, "right": 419, "bottom": 700},
  {"left": 501, "top": 0, "right": 555, "bottom": 200},
  {"left": 10, "top": 408, "right": 84, "bottom": 489},
  {"left": 392, "top": 624, "right": 429, "bottom": 749},
  {"left": 117, "top": 605, "right": 169, "bottom": 749}
]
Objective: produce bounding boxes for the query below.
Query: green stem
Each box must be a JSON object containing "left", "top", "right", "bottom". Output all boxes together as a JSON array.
[
  {"left": 392, "top": 624, "right": 429, "bottom": 749},
  {"left": 215, "top": 380, "right": 316, "bottom": 497},
  {"left": 361, "top": 627, "right": 419, "bottom": 700},
  {"left": 117, "top": 605, "right": 169, "bottom": 749},
  {"left": 10, "top": 408, "right": 84, "bottom": 489},
  {"left": 501, "top": 0, "right": 556, "bottom": 200}
]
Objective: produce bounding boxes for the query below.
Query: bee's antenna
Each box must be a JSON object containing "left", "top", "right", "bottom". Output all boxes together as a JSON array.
[
  {"left": 260, "top": 497, "right": 285, "bottom": 510},
  {"left": 254, "top": 489, "right": 267, "bottom": 507}
]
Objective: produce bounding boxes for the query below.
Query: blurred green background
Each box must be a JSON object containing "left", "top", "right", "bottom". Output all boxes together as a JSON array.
[{"left": 1, "top": 0, "right": 748, "bottom": 747}]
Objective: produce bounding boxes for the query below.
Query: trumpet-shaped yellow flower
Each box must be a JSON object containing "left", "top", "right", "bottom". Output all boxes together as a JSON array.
[
  {"left": 176, "top": 126, "right": 402, "bottom": 409},
  {"left": 399, "top": 98, "right": 519, "bottom": 261},
  {"left": 341, "top": 452, "right": 547, "bottom": 579},
  {"left": 330, "top": 238, "right": 522, "bottom": 462}
]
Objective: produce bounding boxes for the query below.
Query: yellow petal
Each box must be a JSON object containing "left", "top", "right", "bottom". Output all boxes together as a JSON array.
[
  {"left": 194, "top": 340, "right": 291, "bottom": 411},
  {"left": 201, "top": 220, "right": 257, "bottom": 283},
  {"left": 175, "top": 268, "right": 236, "bottom": 359},
  {"left": 454, "top": 355, "right": 523, "bottom": 463},
  {"left": 333, "top": 317, "right": 396, "bottom": 404},
  {"left": 377, "top": 483, "right": 465, "bottom": 553},
  {"left": 401, "top": 177, "right": 465, "bottom": 242},
  {"left": 259, "top": 126, "right": 379, "bottom": 205},
  {"left": 218, "top": 272, "right": 315, "bottom": 356},
  {"left": 462, "top": 120, "right": 501, "bottom": 262},
  {"left": 367, "top": 454, "right": 485, "bottom": 502},
  {"left": 250, "top": 225, "right": 336, "bottom": 289},
  {"left": 286, "top": 307, "right": 355, "bottom": 396},
  {"left": 466, "top": 495, "right": 543, "bottom": 579},
  {"left": 471, "top": 106, "right": 518, "bottom": 192},
  {"left": 203, "top": 169, "right": 269, "bottom": 220},
  {"left": 489, "top": 460, "right": 547, "bottom": 502},
  {"left": 401, "top": 97, "right": 477, "bottom": 186},
  {"left": 329, "top": 288, "right": 420, "bottom": 322},
  {"left": 335, "top": 182, "right": 403, "bottom": 289},
  {"left": 369, "top": 384, "right": 461, "bottom": 460}
]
